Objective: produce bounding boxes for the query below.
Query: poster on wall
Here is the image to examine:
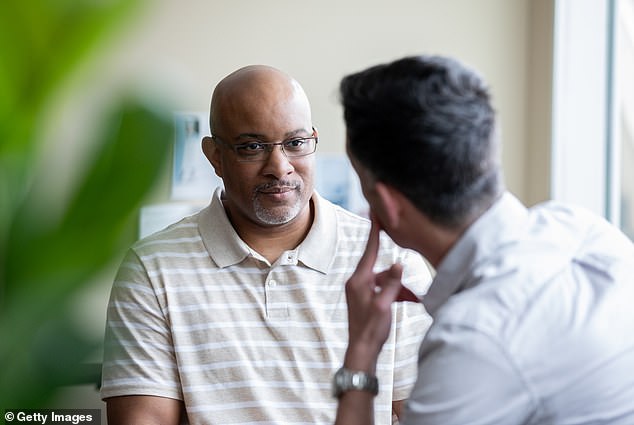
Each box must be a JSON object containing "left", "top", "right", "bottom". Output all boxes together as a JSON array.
[
  {"left": 315, "top": 154, "right": 368, "bottom": 218},
  {"left": 171, "top": 112, "right": 223, "bottom": 201}
]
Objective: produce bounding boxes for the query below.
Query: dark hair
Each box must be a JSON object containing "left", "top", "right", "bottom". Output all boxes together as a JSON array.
[{"left": 340, "top": 55, "right": 502, "bottom": 228}]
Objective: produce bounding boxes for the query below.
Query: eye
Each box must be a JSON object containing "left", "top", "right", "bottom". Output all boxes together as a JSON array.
[
  {"left": 284, "top": 139, "right": 306, "bottom": 150},
  {"left": 237, "top": 142, "right": 266, "bottom": 153}
]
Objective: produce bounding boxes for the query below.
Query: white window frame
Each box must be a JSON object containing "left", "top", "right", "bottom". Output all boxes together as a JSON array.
[{"left": 551, "top": 0, "right": 614, "bottom": 218}]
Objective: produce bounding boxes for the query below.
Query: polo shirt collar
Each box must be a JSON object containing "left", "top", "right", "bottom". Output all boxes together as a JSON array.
[
  {"left": 199, "top": 187, "right": 336, "bottom": 274},
  {"left": 296, "top": 192, "right": 337, "bottom": 274},
  {"left": 422, "top": 192, "right": 529, "bottom": 316},
  {"left": 199, "top": 187, "right": 252, "bottom": 268}
]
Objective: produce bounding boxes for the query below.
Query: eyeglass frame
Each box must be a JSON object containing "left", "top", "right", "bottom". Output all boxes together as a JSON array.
[{"left": 211, "top": 127, "right": 318, "bottom": 162}]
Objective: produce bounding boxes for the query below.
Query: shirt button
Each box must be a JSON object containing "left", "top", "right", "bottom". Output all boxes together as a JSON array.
[{"left": 268, "top": 280, "right": 277, "bottom": 287}]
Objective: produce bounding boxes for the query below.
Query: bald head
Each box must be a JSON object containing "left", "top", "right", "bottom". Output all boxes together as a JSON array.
[
  {"left": 203, "top": 65, "right": 317, "bottom": 232},
  {"left": 209, "top": 65, "right": 312, "bottom": 136}
]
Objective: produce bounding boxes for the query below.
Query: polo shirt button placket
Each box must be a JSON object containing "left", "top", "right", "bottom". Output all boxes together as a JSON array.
[{"left": 265, "top": 275, "right": 288, "bottom": 319}]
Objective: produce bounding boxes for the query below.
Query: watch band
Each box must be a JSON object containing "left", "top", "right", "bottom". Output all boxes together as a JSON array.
[{"left": 332, "top": 367, "right": 379, "bottom": 398}]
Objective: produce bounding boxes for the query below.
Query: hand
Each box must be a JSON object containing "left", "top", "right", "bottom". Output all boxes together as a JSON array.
[{"left": 344, "top": 216, "right": 418, "bottom": 372}]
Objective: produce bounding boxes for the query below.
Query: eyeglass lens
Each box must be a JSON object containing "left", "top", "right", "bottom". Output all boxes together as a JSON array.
[{"left": 235, "top": 138, "right": 316, "bottom": 161}]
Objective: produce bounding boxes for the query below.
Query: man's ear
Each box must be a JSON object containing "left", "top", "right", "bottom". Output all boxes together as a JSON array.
[
  {"left": 374, "top": 181, "right": 404, "bottom": 230},
  {"left": 202, "top": 136, "right": 223, "bottom": 178}
]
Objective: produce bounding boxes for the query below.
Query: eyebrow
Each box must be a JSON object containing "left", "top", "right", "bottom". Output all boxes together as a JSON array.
[{"left": 235, "top": 128, "right": 311, "bottom": 141}]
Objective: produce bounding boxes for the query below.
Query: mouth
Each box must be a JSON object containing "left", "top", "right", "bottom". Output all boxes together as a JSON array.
[
  {"left": 258, "top": 186, "right": 295, "bottom": 194},
  {"left": 256, "top": 182, "right": 300, "bottom": 196}
]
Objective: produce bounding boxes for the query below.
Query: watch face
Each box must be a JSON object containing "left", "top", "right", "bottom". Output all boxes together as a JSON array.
[{"left": 332, "top": 367, "right": 378, "bottom": 398}]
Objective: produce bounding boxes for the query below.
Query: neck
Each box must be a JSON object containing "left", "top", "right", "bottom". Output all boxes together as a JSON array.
[
  {"left": 225, "top": 199, "right": 314, "bottom": 264},
  {"left": 400, "top": 206, "right": 467, "bottom": 269},
  {"left": 417, "top": 225, "right": 462, "bottom": 269},
  {"left": 416, "top": 209, "right": 489, "bottom": 268}
]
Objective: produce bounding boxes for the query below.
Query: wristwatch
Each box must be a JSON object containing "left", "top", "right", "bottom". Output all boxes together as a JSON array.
[{"left": 332, "top": 367, "right": 379, "bottom": 398}]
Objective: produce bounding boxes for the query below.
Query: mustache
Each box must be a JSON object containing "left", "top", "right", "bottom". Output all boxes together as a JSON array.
[{"left": 255, "top": 181, "right": 301, "bottom": 192}]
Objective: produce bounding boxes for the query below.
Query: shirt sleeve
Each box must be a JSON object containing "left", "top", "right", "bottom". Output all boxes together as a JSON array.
[
  {"left": 402, "top": 322, "right": 536, "bottom": 425},
  {"left": 391, "top": 249, "right": 434, "bottom": 401},
  {"left": 100, "top": 248, "right": 182, "bottom": 401}
]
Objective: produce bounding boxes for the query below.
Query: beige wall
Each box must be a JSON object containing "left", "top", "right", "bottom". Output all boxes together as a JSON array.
[
  {"left": 61, "top": 0, "right": 554, "bottom": 204},
  {"left": 526, "top": 0, "right": 555, "bottom": 205}
]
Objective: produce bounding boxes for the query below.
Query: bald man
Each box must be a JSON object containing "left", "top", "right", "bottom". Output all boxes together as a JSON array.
[{"left": 101, "top": 65, "right": 432, "bottom": 425}]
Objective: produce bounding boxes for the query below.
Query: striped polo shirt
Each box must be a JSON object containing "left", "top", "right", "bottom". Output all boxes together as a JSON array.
[{"left": 101, "top": 188, "right": 432, "bottom": 425}]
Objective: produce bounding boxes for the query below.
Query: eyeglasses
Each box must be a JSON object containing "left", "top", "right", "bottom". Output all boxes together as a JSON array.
[{"left": 212, "top": 128, "right": 318, "bottom": 162}]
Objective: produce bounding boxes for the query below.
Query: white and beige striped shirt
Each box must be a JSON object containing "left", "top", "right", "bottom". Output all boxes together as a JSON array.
[{"left": 101, "top": 188, "right": 432, "bottom": 425}]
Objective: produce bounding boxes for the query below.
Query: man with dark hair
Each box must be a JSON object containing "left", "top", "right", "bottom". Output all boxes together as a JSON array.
[{"left": 333, "top": 55, "right": 634, "bottom": 425}]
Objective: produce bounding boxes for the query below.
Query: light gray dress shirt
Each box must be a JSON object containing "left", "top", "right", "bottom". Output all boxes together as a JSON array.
[{"left": 404, "top": 192, "right": 634, "bottom": 425}]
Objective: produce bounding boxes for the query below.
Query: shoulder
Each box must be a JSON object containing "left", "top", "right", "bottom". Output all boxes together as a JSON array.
[
  {"left": 316, "top": 195, "right": 371, "bottom": 249},
  {"left": 528, "top": 200, "right": 622, "bottom": 245},
  {"left": 131, "top": 211, "right": 203, "bottom": 257},
  {"left": 330, "top": 199, "right": 371, "bottom": 232},
  {"left": 526, "top": 200, "right": 634, "bottom": 276}
]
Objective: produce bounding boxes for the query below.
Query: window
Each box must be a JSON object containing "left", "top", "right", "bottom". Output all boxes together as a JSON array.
[
  {"left": 610, "top": 0, "right": 634, "bottom": 239},
  {"left": 551, "top": 0, "right": 633, "bottom": 241}
]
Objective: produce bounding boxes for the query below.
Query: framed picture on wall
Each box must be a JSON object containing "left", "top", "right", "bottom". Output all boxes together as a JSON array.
[
  {"left": 171, "top": 111, "right": 223, "bottom": 201},
  {"left": 315, "top": 154, "right": 368, "bottom": 217}
]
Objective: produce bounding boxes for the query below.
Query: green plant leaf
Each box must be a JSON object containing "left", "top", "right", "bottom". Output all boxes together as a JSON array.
[
  {"left": 0, "top": 99, "right": 173, "bottom": 407},
  {"left": 0, "top": 0, "right": 175, "bottom": 409}
]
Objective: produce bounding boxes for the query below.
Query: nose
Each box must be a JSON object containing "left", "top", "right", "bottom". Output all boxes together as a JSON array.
[{"left": 261, "top": 145, "right": 294, "bottom": 179}]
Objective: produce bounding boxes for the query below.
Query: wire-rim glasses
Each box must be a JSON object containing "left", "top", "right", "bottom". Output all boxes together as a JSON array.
[
  {"left": 212, "top": 128, "right": 318, "bottom": 162},
  {"left": 211, "top": 128, "right": 319, "bottom": 162}
]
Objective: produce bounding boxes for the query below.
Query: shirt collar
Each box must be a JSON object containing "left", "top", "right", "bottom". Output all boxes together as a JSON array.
[
  {"left": 296, "top": 191, "right": 337, "bottom": 274},
  {"left": 422, "top": 192, "right": 529, "bottom": 316},
  {"left": 199, "top": 187, "right": 252, "bottom": 268},
  {"left": 199, "top": 187, "right": 336, "bottom": 274}
]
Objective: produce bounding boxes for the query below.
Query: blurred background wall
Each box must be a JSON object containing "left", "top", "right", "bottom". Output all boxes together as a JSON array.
[
  {"left": 46, "top": 0, "right": 555, "bottom": 416},
  {"left": 56, "top": 0, "right": 554, "bottom": 206}
]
